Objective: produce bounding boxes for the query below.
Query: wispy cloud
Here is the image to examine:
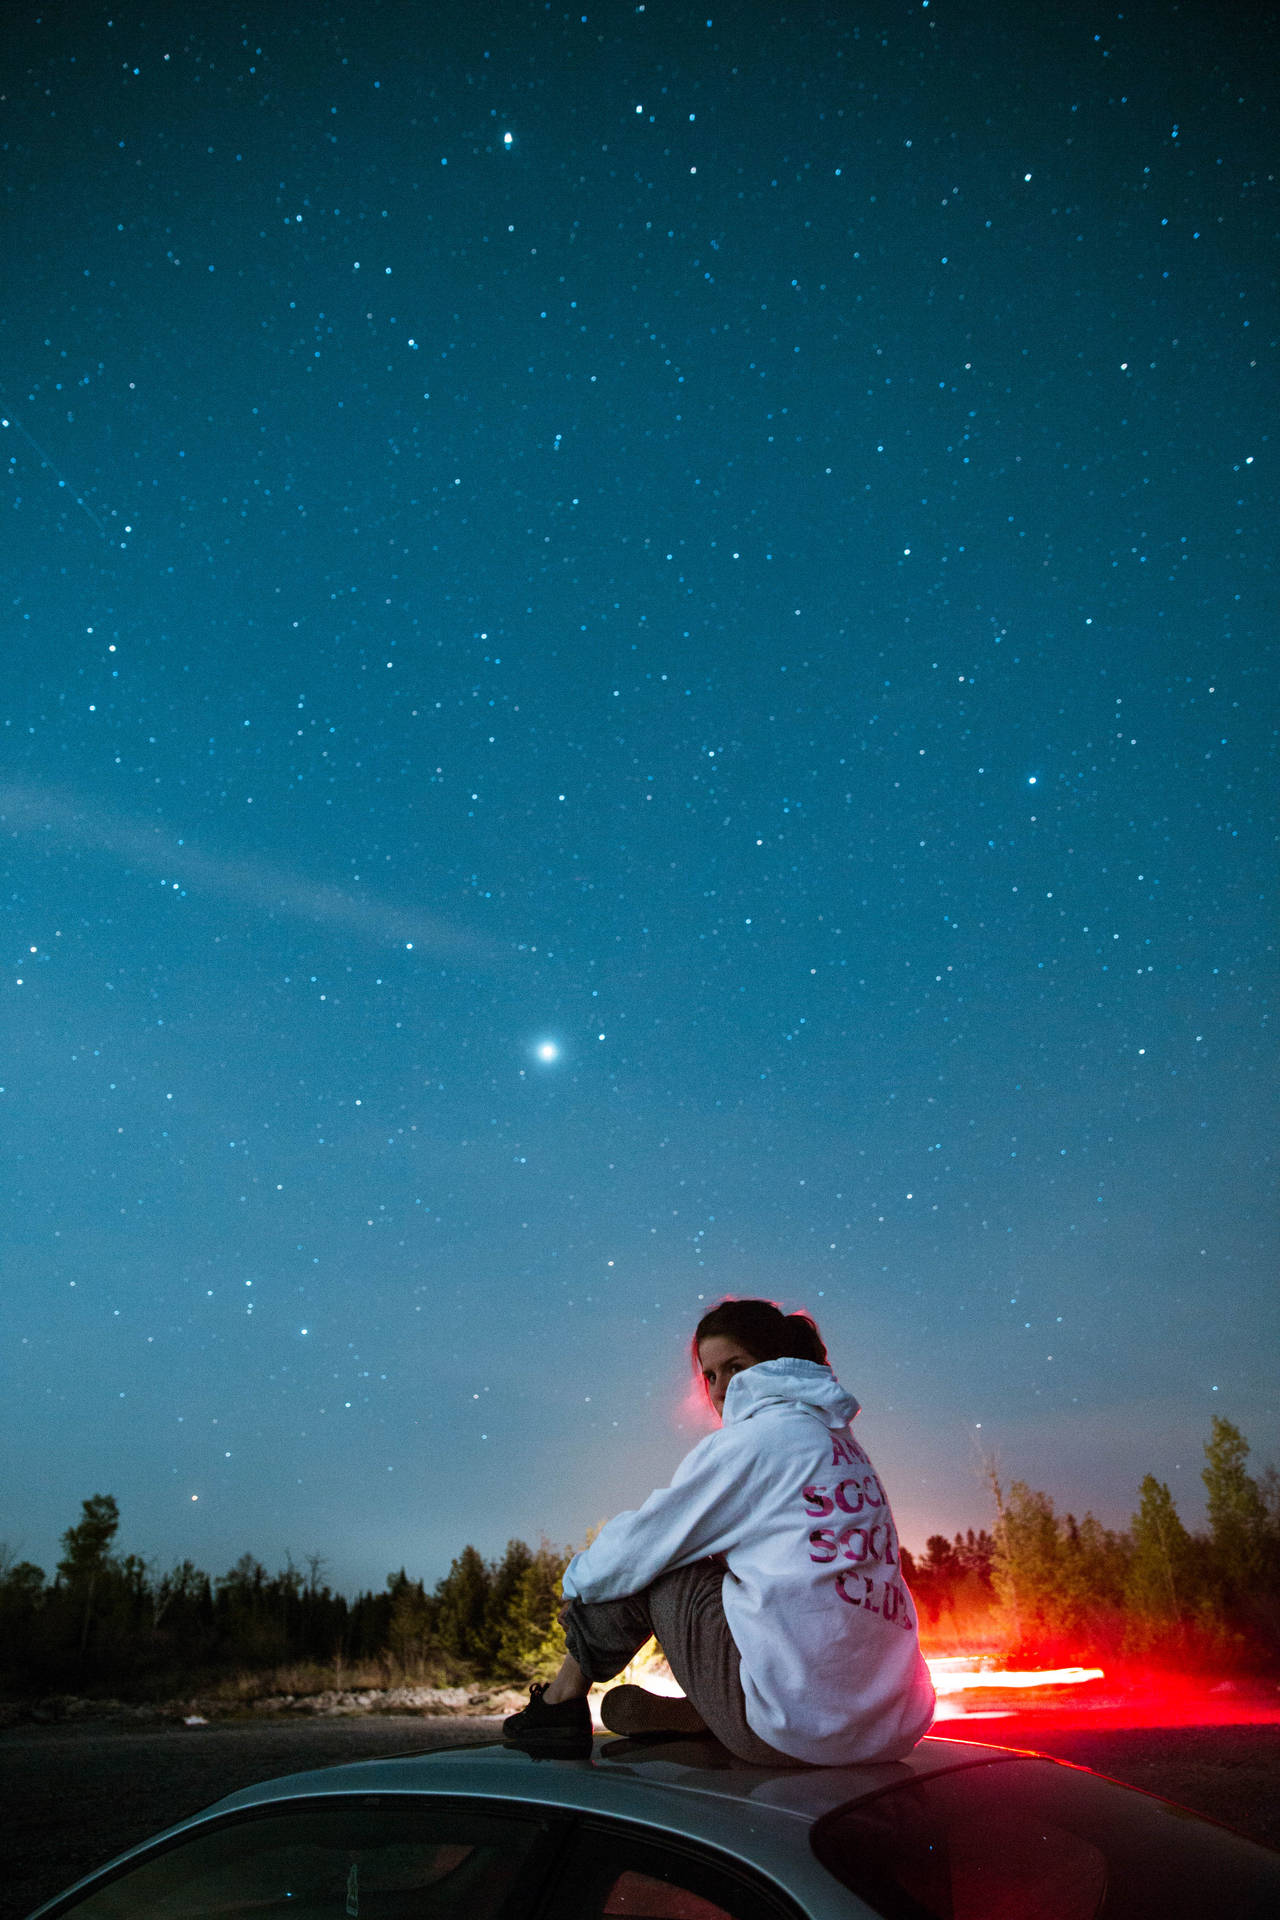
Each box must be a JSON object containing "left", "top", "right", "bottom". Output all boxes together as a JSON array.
[{"left": 0, "top": 783, "right": 512, "bottom": 969}]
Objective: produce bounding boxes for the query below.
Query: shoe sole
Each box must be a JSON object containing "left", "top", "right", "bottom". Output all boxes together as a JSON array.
[{"left": 600, "top": 1685, "right": 708, "bottom": 1737}]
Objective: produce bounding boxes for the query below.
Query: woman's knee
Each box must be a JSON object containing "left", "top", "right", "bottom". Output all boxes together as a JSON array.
[{"left": 562, "top": 1592, "right": 655, "bottom": 1682}]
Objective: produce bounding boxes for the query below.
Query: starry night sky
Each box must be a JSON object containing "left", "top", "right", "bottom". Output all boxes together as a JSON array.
[{"left": 3, "top": 1, "right": 1275, "bottom": 1598}]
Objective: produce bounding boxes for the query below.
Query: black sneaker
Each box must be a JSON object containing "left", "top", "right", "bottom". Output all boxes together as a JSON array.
[
  {"left": 503, "top": 1683, "right": 593, "bottom": 1757},
  {"left": 599, "top": 1684, "right": 709, "bottom": 1738}
]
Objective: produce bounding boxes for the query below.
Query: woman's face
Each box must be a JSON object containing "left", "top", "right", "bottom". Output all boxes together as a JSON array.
[{"left": 697, "top": 1334, "right": 760, "bottom": 1421}]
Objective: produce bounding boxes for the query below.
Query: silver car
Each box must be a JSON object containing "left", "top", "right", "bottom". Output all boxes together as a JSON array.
[{"left": 27, "top": 1729, "right": 1280, "bottom": 1920}]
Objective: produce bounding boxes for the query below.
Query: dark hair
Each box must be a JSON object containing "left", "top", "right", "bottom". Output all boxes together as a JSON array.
[{"left": 692, "top": 1297, "right": 828, "bottom": 1371}]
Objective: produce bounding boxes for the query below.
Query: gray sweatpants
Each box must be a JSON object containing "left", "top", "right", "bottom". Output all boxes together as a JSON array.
[{"left": 561, "top": 1559, "right": 805, "bottom": 1766}]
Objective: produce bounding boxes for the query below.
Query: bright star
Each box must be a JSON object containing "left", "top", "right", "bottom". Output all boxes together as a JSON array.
[{"left": 535, "top": 1040, "right": 560, "bottom": 1062}]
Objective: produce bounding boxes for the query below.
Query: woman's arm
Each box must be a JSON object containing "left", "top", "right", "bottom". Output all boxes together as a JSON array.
[{"left": 561, "top": 1425, "right": 760, "bottom": 1603}]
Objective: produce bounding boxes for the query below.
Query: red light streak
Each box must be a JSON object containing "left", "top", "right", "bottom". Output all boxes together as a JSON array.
[
  {"left": 929, "top": 1657, "right": 1104, "bottom": 1696},
  {"left": 926, "top": 1653, "right": 1280, "bottom": 1732}
]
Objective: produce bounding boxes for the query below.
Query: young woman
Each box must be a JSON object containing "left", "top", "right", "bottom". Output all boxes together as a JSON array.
[{"left": 504, "top": 1298, "right": 935, "bottom": 1765}]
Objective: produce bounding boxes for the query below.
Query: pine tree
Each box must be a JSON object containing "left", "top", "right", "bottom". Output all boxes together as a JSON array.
[
  {"left": 433, "top": 1546, "right": 491, "bottom": 1663},
  {"left": 56, "top": 1494, "right": 121, "bottom": 1669},
  {"left": 991, "top": 1480, "right": 1062, "bottom": 1647},
  {"left": 0, "top": 1555, "right": 47, "bottom": 1686},
  {"left": 1202, "top": 1417, "right": 1271, "bottom": 1592},
  {"left": 386, "top": 1571, "right": 435, "bottom": 1680},
  {"left": 1126, "top": 1475, "right": 1196, "bottom": 1637},
  {"left": 496, "top": 1540, "right": 569, "bottom": 1681},
  {"left": 478, "top": 1539, "right": 535, "bottom": 1670}
]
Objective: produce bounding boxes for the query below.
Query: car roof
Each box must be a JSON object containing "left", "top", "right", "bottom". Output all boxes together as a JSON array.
[
  {"left": 206, "top": 1729, "right": 1024, "bottom": 1829},
  {"left": 176, "top": 1732, "right": 1030, "bottom": 1917}
]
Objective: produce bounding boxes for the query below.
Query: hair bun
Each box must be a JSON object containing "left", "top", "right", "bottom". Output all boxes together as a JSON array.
[{"left": 694, "top": 1298, "right": 828, "bottom": 1370}]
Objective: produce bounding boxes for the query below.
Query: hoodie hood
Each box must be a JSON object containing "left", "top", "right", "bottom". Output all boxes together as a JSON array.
[{"left": 722, "top": 1357, "right": 860, "bottom": 1429}]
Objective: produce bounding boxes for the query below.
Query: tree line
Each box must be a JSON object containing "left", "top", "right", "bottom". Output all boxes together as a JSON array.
[
  {"left": 902, "top": 1416, "right": 1280, "bottom": 1668},
  {"left": 0, "top": 1508, "right": 572, "bottom": 1700},
  {"left": 2, "top": 1416, "right": 1276, "bottom": 1700},
  {"left": 981, "top": 1415, "right": 1280, "bottom": 1666}
]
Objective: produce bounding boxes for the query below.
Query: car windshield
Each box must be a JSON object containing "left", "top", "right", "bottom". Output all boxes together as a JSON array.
[
  {"left": 811, "top": 1756, "right": 1280, "bottom": 1920},
  {"left": 47, "top": 1799, "right": 550, "bottom": 1920}
]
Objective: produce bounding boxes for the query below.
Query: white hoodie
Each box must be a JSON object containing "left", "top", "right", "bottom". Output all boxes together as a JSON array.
[{"left": 561, "top": 1358, "right": 936, "bottom": 1765}]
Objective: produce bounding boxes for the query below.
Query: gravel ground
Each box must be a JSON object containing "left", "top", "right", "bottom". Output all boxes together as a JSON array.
[{"left": 2, "top": 1715, "right": 1276, "bottom": 1919}]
